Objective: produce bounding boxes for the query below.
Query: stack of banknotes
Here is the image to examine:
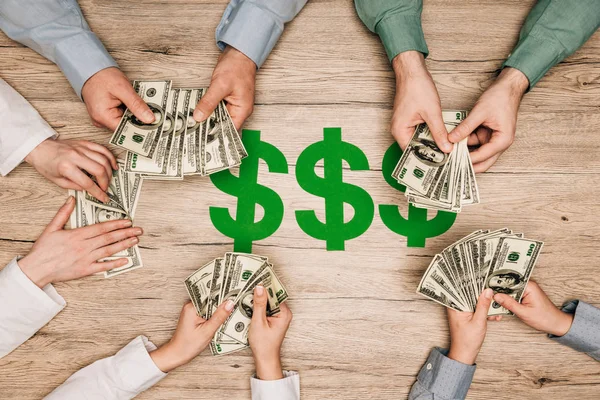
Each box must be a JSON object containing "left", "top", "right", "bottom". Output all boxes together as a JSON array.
[
  {"left": 109, "top": 81, "right": 247, "bottom": 179},
  {"left": 68, "top": 160, "right": 144, "bottom": 278},
  {"left": 417, "top": 228, "right": 544, "bottom": 315},
  {"left": 392, "top": 111, "right": 480, "bottom": 212},
  {"left": 184, "top": 253, "right": 289, "bottom": 356}
]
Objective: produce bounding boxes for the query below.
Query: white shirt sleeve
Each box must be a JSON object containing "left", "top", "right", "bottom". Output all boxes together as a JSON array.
[
  {"left": 45, "top": 335, "right": 167, "bottom": 400},
  {"left": 251, "top": 370, "right": 300, "bottom": 400},
  {"left": 0, "top": 257, "right": 66, "bottom": 359},
  {"left": 0, "top": 78, "right": 57, "bottom": 176}
]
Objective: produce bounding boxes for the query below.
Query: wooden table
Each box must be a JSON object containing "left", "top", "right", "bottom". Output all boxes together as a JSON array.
[{"left": 1, "top": 1, "right": 599, "bottom": 399}]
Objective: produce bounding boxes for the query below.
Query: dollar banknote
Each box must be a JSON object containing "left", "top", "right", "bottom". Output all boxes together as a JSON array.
[
  {"left": 110, "top": 80, "right": 172, "bottom": 157},
  {"left": 417, "top": 229, "right": 543, "bottom": 315},
  {"left": 392, "top": 110, "right": 480, "bottom": 212},
  {"left": 183, "top": 252, "right": 289, "bottom": 356}
]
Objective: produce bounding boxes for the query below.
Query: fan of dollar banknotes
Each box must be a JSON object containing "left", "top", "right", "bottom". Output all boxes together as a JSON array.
[
  {"left": 417, "top": 229, "right": 543, "bottom": 315},
  {"left": 184, "top": 253, "right": 289, "bottom": 356},
  {"left": 109, "top": 81, "right": 247, "bottom": 179},
  {"left": 68, "top": 160, "right": 144, "bottom": 278},
  {"left": 392, "top": 111, "right": 480, "bottom": 212}
]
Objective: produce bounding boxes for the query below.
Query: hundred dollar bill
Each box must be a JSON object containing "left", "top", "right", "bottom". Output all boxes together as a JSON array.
[
  {"left": 182, "top": 89, "right": 201, "bottom": 175},
  {"left": 110, "top": 80, "right": 172, "bottom": 157},
  {"left": 184, "top": 260, "right": 214, "bottom": 317},
  {"left": 83, "top": 168, "right": 126, "bottom": 213},
  {"left": 485, "top": 237, "right": 543, "bottom": 316}
]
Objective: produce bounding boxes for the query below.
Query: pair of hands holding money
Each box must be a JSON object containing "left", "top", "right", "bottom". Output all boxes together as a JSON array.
[
  {"left": 447, "top": 283, "right": 575, "bottom": 365},
  {"left": 25, "top": 45, "right": 255, "bottom": 201},
  {"left": 392, "top": 50, "right": 530, "bottom": 172}
]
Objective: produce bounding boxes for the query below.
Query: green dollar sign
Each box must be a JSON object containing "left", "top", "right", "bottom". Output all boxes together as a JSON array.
[
  {"left": 209, "top": 130, "right": 288, "bottom": 252},
  {"left": 379, "top": 142, "right": 457, "bottom": 247},
  {"left": 295, "top": 128, "right": 374, "bottom": 251}
]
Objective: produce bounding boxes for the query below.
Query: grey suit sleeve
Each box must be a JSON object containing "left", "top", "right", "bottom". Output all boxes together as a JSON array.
[
  {"left": 550, "top": 300, "right": 600, "bottom": 361},
  {"left": 409, "top": 347, "right": 476, "bottom": 400}
]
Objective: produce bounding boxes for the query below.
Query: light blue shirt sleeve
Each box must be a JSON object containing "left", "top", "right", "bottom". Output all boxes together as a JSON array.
[
  {"left": 215, "top": 0, "right": 308, "bottom": 68},
  {"left": 550, "top": 300, "right": 600, "bottom": 362},
  {"left": 0, "top": 0, "right": 118, "bottom": 98}
]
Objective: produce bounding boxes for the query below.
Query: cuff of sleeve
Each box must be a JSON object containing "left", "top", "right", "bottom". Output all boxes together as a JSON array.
[
  {"left": 375, "top": 13, "right": 429, "bottom": 62},
  {"left": 251, "top": 370, "right": 300, "bottom": 400},
  {"left": 11, "top": 257, "right": 66, "bottom": 311},
  {"left": 0, "top": 131, "right": 56, "bottom": 176},
  {"left": 216, "top": 1, "right": 282, "bottom": 68},
  {"left": 114, "top": 336, "right": 167, "bottom": 393},
  {"left": 416, "top": 347, "right": 476, "bottom": 400},
  {"left": 550, "top": 300, "right": 600, "bottom": 356},
  {"left": 54, "top": 32, "right": 118, "bottom": 99},
  {"left": 502, "top": 32, "right": 562, "bottom": 89}
]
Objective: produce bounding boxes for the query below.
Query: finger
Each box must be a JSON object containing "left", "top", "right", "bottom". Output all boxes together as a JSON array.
[
  {"left": 423, "top": 111, "right": 452, "bottom": 153},
  {"left": 43, "top": 196, "right": 76, "bottom": 234},
  {"left": 52, "top": 178, "right": 84, "bottom": 191},
  {"left": 75, "top": 151, "right": 111, "bottom": 191},
  {"left": 474, "top": 288, "right": 494, "bottom": 322},
  {"left": 115, "top": 84, "right": 155, "bottom": 124},
  {"left": 81, "top": 149, "right": 113, "bottom": 188},
  {"left": 89, "top": 258, "right": 129, "bottom": 274},
  {"left": 277, "top": 302, "right": 293, "bottom": 323},
  {"left": 98, "top": 107, "right": 125, "bottom": 131},
  {"left": 80, "top": 141, "right": 117, "bottom": 170},
  {"left": 89, "top": 227, "right": 143, "bottom": 250},
  {"left": 77, "top": 219, "right": 132, "bottom": 239},
  {"left": 91, "top": 237, "right": 139, "bottom": 261},
  {"left": 251, "top": 285, "right": 269, "bottom": 326},
  {"left": 493, "top": 293, "right": 526, "bottom": 316},
  {"left": 469, "top": 135, "right": 511, "bottom": 165},
  {"left": 391, "top": 127, "right": 415, "bottom": 150},
  {"left": 63, "top": 168, "right": 109, "bottom": 203},
  {"left": 448, "top": 109, "right": 486, "bottom": 144},
  {"left": 227, "top": 103, "right": 252, "bottom": 132},
  {"left": 473, "top": 153, "right": 501, "bottom": 173},
  {"left": 193, "top": 82, "right": 228, "bottom": 122},
  {"left": 467, "top": 133, "right": 480, "bottom": 147},
  {"left": 203, "top": 300, "right": 235, "bottom": 333}
]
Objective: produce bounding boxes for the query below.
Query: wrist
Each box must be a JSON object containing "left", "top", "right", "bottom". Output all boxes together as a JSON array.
[
  {"left": 24, "top": 139, "right": 51, "bottom": 166},
  {"left": 447, "top": 346, "right": 478, "bottom": 366},
  {"left": 392, "top": 51, "right": 428, "bottom": 79},
  {"left": 254, "top": 353, "right": 284, "bottom": 381},
  {"left": 17, "top": 256, "right": 51, "bottom": 288},
  {"left": 150, "top": 342, "right": 188, "bottom": 373},
  {"left": 223, "top": 45, "right": 257, "bottom": 72},
  {"left": 497, "top": 67, "right": 529, "bottom": 98},
  {"left": 548, "top": 311, "right": 574, "bottom": 337}
]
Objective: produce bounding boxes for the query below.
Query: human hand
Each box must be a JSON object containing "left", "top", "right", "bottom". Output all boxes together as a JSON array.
[
  {"left": 150, "top": 301, "right": 235, "bottom": 373},
  {"left": 493, "top": 280, "right": 574, "bottom": 337},
  {"left": 248, "top": 285, "right": 293, "bottom": 380},
  {"left": 81, "top": 67, "right": 155, "bottom": 131},
  {"left": 448, "top": 67, "right": 529, "bottom": 172},
  {"left": 391, "top": 51, "right": 451, "bottom": 152},
  {"left": 17, "top": 196, "right": 142, "bottom": 288},
  {"left": 193, "top": 46, "right": 256, "bottom": 131},
  {"left": 447, "top": 288, "right": 494, "bottom": 365},
  {"left": 25, "top": 139, "right": 117, "bottom": 203}
]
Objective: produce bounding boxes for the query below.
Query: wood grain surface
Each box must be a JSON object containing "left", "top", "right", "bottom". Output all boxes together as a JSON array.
[{"left": 1, "top": 1, "right": 599, "bottom": 399}]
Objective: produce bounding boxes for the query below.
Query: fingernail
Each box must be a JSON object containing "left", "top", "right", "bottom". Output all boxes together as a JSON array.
[
  {"left": 484, "top": 288, "right": 493, "bottom": 299},
  {"left": 130, "top": 237, "right": 139, "bottom": 244},
  {"left": 66, "top": 196, "right": 74, "bottom": 204},
  {"left": 442, "top": 142, "right": 453, "bottom": 152},
  {"left": 255, "top": 285, "right": 264, "bottom": 295},
  {"left": 134, "top": 228, "right": 143, "bottom": 235},
  {"left": 123, "top": 220, "right": 133, "bottom": 227},
  {"left": 225, "top": 300, "right": 234, "bottom": 312},
  {"left": 119, "top": 258, "right": 128, "bottom": 266},
  {"left": 193, "top": 110, "right": 204, "bottom": 121},
  {"left": 143, "top": 110, "right": 155, "bottom": 123}
]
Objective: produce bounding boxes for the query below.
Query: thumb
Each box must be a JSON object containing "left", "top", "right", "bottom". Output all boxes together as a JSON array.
[
  {"left": 44, "top": 196, "right": 76, "bottom": 234},
  {"left": 251, "top": 285, "right": 269, "bottom": 326},
  {"left": 203, "top": 300, "right": 234, "bottom": 333},
  {"left": 448, "top": 110, "right": 485, "bottom": 144},
  {"left": 423, "top": 111, "right": 452, "bottom": 153},
  {"left": 473, "top": 288, "right": 494, "bottom": 322},
  {"left": 116, "top": 85, "right": 155, "bottom": 124},
  {"left": 193, "top": 83, "right": 228, "bottom": 122},
  {"left": 493, "top": 293, "right": 526, "bottom": 316}
]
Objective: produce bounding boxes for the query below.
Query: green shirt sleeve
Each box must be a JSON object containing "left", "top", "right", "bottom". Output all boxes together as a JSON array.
[
  {"left": 354, "top": 0, "right": 428, "bottom": 62},
  {"left": 503, "top": 0, "right": 600, "bottom": 88}
]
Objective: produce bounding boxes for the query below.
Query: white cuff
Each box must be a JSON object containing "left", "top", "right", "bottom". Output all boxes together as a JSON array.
[
  {"left": 0, "top": 257, "right": 65, "bottom": 358},
  {"left": 251, "top": 370, "right": 300, "bottom": 400},
  {"left": 112, "top": 335, "right": 167, "bottom": 393}
]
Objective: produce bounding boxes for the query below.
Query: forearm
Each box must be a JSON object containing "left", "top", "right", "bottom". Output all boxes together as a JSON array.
[
  {"left": 503, "top": 0, "right": 600, "bottom": 88},
  {"left": 215, "top": 0, "right": 308, "bottom": 68},
  {"left": 408, "top": 348, "right": 475, "bottom": 400},
  {"left": 0, "top": 0, "right": 118, "bottom": 97},
  {"left": 354, "top": 0, "right": 427, "bottom": 61},
  {"left": 550, "top": 300, "right": 600, "bottom": 362},
  {"left": 45, "top": 336, "right": 166, "bottom": 399},
  {"left": 0, "top": 79, "right": 56, "bottom": 176},
  {"left": 0, "top": 258, "right": 65, "bottom": 359}
]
